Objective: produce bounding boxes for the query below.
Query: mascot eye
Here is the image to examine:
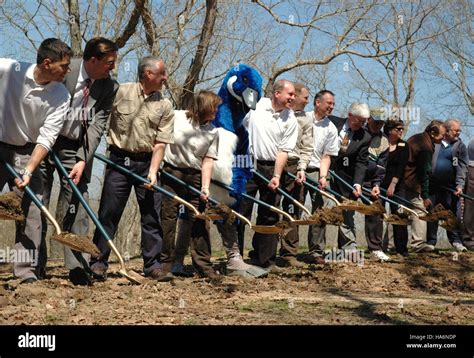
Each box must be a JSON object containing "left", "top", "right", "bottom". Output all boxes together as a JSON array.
[{"left": 242, "top": 76, "right": 249, "bottom": 85}]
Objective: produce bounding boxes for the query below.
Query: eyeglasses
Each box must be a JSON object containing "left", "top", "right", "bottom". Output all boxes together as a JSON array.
[{"left": 394, "top": 127, "right": 404, "bottom": 132}]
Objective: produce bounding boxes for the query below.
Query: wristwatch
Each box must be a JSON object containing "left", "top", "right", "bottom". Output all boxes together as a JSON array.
[{"left": 21, "top": 168, "right": 33, "bottom": 177}]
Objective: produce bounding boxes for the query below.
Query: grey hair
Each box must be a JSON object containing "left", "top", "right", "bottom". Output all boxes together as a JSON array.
[
  {"left": 445, "top": 118, "right": 461, "bottom": 130},
  {"left": 137, "top": 56, "right": 162, "bottom": 81},
  {"left": 348, "top": 102, "right": 370, "bottom": 118},
  {"left": 272, "top": 79, "right": 293, "bottom": 94}
]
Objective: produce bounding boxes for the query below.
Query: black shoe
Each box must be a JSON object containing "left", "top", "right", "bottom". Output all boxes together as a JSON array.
[
  {"left": 20, "top": 277, "right": 37, "bottom": 284},
  {"left": 69, "top": 267, "right": 92, "bottom": 286},
  {"left": 90, "top": 266, "right": 107, "bottom": 281}
]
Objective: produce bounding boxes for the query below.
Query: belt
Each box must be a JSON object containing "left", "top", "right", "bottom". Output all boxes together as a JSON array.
[
  {"left": 0, "top": 141, "right": 35, "bottom": 150},
  {"left": 109, "top": 146, "right": 152, "bottom": 160},
  {"left": 163, "top": 161, "right": 200, "bottom": 174},
  {"left": 286, "top": 158, "right": 299, "bottom": 165},
  {"left": 54, "top": 135, "right": 81, "bottom": 149},
  {"left": 257, "top": 160, "right": 275, "bottom": 165},
  {"left": 306, "top": 167, "right": 320, "bottom": 173}
]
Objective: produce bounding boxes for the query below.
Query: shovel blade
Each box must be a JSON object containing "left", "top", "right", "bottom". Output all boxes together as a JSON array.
[
  {"left": 118, "top": 269, "right": 145, "bottom": 285},
  {"left": 251, "top": 225, "right": 284, "bottom": 234}
]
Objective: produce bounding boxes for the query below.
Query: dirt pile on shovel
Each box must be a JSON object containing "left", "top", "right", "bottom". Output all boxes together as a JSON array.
[
  {"left": 440, "top": 212, "right": 460, "bottom": 232},
  {"left": 384, "top": 212, "right": 410, "bottom": 225},
  {"left": 276, "top": 221, "right": 293, "bottom": 236},
  {"left": 339, "top": 199, "right": 384, "bottom": 215},
  {"left": 205, "top": 204, "right": 236, "bottom": 224},
  {"left": 0, "top": 192, "right": 25, "bottom": 221},
  {"left": 310, "top": 207, "right": 344, "bottom": 226},
  {"left": 419, "top": 204, "right": 452, "bottom": 222},
  {"left": 52, "top": 232, "right": 101, "bottom": 257}
]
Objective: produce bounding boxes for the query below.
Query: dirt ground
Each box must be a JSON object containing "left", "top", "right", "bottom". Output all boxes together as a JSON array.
[{"left": 0, "top": 250, "right": 472, "bottom": 325}]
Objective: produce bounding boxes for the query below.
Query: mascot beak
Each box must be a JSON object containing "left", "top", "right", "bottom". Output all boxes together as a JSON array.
[
  {"left": 242, "top": 88, "right": 258, "bottom": 110},
  {"left": 227, "top": 75, "right": 258, "bottom": 110}
]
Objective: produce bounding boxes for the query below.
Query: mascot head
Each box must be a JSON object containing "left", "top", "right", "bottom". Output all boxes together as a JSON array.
[{"left": 213, "top": 64, "right": 263, "bottom": 132}]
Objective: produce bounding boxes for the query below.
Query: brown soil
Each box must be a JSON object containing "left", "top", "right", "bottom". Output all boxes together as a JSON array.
[
  {"left": 0, "top": 251, "right": 472, "bottom": 325},
  {"left": 0, "top": 192, "right": 25, "bottom": 221},
  {"left": 52, "top": 233, "right": 101, "bottom": 257},
  {"left": 310, "top": 206, "right": 344, "bottom": 226}
]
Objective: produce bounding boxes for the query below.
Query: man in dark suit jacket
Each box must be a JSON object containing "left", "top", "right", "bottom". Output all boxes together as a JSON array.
[
  {"left": 330, "top": 102, "right": 371, "bottom": 251},
  {"left": 40, "top": 37, "right": 119, "bottom": 285}
]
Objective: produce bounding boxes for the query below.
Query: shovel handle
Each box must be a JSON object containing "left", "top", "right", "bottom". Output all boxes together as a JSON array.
[
  {"left": 440, "top": 185, "right": 474, "bottom": 201},
  {"left": 51, "top": 152, "right": 113, "bottom": 242},
  {"left": 361, "top": 186, "right": 396, "bottom": 206},
  {"left": 212, "top": 179, "right": 294, "bottom": 222},
  {"left": 251, "top": 169, "right": 310, "bottom": 215},
  {"left": 2, "top": 161, "right": 44, "bottom": 210},
  {"left": 304, "top": 175, "right": 345, "bottom": 200},
  {"left": 285, "top": 171, "right": 340, "bottom": 205},
  {"left": 329, "top": 170, "right": 372, "bottom": 204},
  {"left": 2, "top": 161, "right": 62, "bottom": 233},
  {"left": 378, "top": 187, "right": 428, "bottom": 214},
  {"left": 160, "top": 169, "right": 220, "bottom": 206},
  {"left": 94, "top": 154, "right": 201, "bottom": 217}
]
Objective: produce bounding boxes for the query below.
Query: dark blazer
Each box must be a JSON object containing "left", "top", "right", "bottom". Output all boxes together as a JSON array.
[
  {"left": 329, "top": 116, "right": 371, "bottom": 197},
  {"left": 64, "top": 59, "right": 119, "bottom": 179}
]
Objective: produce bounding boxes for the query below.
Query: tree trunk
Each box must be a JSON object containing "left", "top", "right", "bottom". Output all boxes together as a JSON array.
[
  {"left": 178, "top": 0, "right": 218, "bottom": 110},
  {"left": 67, "top": 0, "right": 82, "bottom": 58}
]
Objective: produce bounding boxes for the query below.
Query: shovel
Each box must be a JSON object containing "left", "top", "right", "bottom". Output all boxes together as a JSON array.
[
  {"left": 51, "top": 153, "right": 143, "bottom": 285},
  {"left": 94, "top": 154, "right": 219, "bottom": 221},
  {"left": 378, "top": 187, "right": 444, "bottom": 222},
  {"left": 211, "top": 179, "right": 315, "bottom": 227},
  {"left": 322, "top": 170, "right": 385, "bottom": 215},
  {"left": 284, "top": 171, "right": 344, "bottom": 225},
  {"left": 251, "top": 169, "right": 313, "bottom": 219},
  {"left": 160, "top": 170, "right": 286, "bottom": 234},
  {"left": 361, "top": 187, "right": 419, "bottom": 225},
  {"left": 1, "top": 161, "right": 100, "bottom": 257}
]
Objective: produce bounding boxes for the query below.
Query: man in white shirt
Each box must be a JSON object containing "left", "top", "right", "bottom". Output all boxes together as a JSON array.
[
  {"left": 304, "top": 90, "right": 340, "bottom": 264},
  {"left": 0, "top": 38, "right": 72, "bottom": 283},
  {"left": 40, "top": 37, "right": 119, "bottom": 286},
  {"left": 277, "top": 83, "right": 313, "bottom": 268},
  {"left": 239, "top": 79, "right": 298, "bottom": 271}
]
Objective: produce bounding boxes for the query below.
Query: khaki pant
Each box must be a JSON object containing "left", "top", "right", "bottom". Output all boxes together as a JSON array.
[{"left": 405, "top": 190, "right": 428, "bottom": 250}]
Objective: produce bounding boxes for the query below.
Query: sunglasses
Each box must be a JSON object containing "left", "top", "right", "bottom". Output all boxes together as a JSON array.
[{"left": 394, "top": 127, "right": 404, "bottom": 132}]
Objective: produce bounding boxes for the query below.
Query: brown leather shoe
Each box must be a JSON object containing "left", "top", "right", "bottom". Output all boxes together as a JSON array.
[{"left": 147, "top": 269, "right": 174, "bottom": 282}]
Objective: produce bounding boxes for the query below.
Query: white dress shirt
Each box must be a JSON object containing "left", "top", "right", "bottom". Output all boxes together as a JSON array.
[
  {"left": 244, "top": 97, "right": 298, "bottom": 161},
  {"left": 59, "top": 61, "right": 96, "bottom": 140},
  {"left": 307, "top": 113, "right": 340, "bottom": 169},
  {"left": 0, "top": 58, "right": 70, "bottom": 150}
]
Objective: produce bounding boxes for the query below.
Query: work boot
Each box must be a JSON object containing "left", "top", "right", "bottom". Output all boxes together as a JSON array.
[{"left": 147, "top": 268, "right": 174, "bottom": 282}]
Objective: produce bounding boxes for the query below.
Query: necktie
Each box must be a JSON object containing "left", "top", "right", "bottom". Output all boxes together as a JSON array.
[
  {"left": 342, "top": 128, "right": 351, "bottom": 146},
  {"left": 80, "top": 78, "right": 92, "bottom": 151}
]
